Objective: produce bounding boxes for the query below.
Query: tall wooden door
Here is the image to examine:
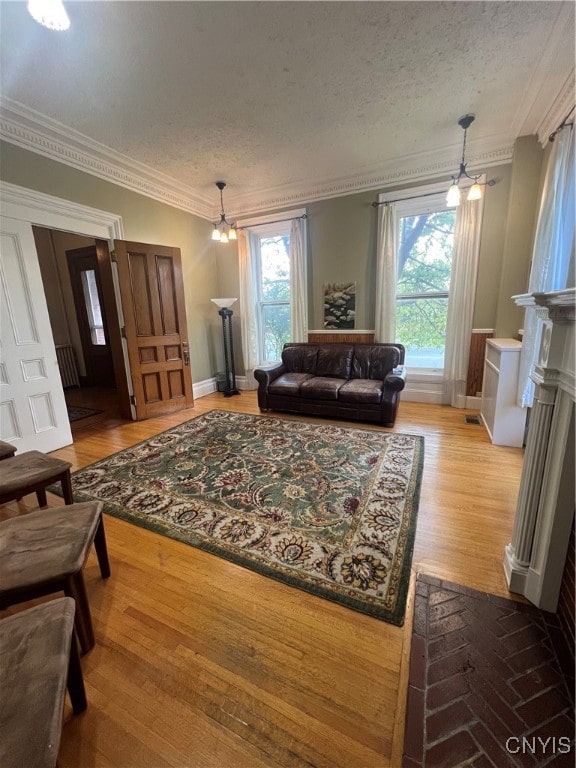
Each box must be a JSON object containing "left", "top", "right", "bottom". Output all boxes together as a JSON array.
[
  {"left": 114, "top": 240, "right": 193, "bottom": 419},
  {"left": 0, "top": 216, "right": 72, "bottom": 451}
]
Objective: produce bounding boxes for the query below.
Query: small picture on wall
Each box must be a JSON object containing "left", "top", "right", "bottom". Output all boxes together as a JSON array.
[{"left": 323, "top": 282, "right": 356, "bottom": 329}]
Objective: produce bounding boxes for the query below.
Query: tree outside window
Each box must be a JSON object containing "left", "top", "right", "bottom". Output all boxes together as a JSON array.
[
  {"left": 396, "top": 207, "right": 456, "bottom": 369},
  {"left": 257, "top": 233, "right": 291, "bottom": 363}
]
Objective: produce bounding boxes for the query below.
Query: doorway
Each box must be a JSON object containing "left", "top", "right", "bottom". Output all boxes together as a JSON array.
[{"left": 32, "top": 227, "right": 124, "bottom": 429}]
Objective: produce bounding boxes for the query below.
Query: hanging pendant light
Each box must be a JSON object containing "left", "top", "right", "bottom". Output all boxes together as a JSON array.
[
  {"left": 211, "top": 181, "right": 237, "bottom": 243},
  {"left": 446, "top": 114, "right": 482, "bottom": 207}
]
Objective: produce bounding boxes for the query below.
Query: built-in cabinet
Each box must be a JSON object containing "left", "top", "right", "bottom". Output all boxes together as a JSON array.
[{"left": 481, "top": 338, "right": 527, "bottom": 447}]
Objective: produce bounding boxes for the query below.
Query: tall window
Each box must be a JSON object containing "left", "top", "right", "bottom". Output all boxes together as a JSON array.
[
  {"left": 254, "top": 222, "right": 291, "bottom": 364},
  {"left": 395, "top": 197, "right": 456, "bottom": 370}
]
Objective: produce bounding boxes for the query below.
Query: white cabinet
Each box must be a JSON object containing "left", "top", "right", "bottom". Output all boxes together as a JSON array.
[{"left": 481, "top": 339, "right": 527, "bottom": 447}]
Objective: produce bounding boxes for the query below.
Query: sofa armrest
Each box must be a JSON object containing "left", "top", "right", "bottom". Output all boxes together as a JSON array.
[
  {"left": 384, "top": 366, "right": 406, "bottom": 393},
  {"left": 254, "top": 364, "right": 287, "bottom": 389}
]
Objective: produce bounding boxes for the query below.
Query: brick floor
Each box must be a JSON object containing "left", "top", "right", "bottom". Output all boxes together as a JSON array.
[{"left": 403, "top": 574, "right": 575, "bottom": 768}]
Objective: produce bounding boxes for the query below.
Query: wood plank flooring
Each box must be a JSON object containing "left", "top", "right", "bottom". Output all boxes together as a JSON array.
[{"left": 0, "top": 393, "right": 525, "bottom": 768}]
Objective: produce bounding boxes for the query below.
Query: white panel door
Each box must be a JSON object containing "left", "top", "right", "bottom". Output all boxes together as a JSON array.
[{"left": 0, "top": 216, "right": 72, "bottom": 452}]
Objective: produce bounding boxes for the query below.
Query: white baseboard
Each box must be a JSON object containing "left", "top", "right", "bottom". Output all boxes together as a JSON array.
[{"left": 193, "top": 377, "right": 217, "bottom": 399}]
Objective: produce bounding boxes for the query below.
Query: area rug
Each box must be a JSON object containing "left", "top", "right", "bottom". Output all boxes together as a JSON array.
[
  {"left": 403, "top": 574, "right": 575, "bottom": 767},
  {"left": 57, "top": 410, "right": 424, "bottom": 624},
  {"left": 67, "top": 406, "right": 102, "bottom": 422}
]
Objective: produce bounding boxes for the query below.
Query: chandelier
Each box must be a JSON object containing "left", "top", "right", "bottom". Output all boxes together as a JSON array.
[
  {"left": 211, "top": 181, "right": 237, "bottom": 243},
  {"left": 446, "top": 114, "right": 482, "bottom": 207}
]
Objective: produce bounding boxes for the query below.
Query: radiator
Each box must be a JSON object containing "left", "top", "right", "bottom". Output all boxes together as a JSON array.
[{"left": 55, "top": 345, "right": 80, "bottom": 388}]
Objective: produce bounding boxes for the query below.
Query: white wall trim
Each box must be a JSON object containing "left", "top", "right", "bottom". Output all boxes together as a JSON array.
[
  {"left": 193, "top": 377, "right": 218, "bottom": 399},
  {"left": 0, "top": 181, "right": 125, "bottom": 240}
]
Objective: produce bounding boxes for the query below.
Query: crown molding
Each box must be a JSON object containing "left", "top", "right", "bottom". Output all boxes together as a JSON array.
[
  {"left": 0, "top": 97, "right": 215, "bottom": 219},
  {"left": 536, "top": 69, "right": 575, "bottom": 146},
  {"left": 226, "top": 142, "right": 513, "bottom": 217},
  {"left": 0, "top": 96, "right": 513, "bottom": 220}
]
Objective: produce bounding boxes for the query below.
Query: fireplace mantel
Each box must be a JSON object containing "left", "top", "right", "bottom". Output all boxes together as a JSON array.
[{"left": 504, "top": 288, "right": 575, "bottom": 611}]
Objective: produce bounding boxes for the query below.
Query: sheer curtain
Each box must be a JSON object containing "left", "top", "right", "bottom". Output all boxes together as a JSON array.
[
  {"left": 517, "top": 124, "right": 575, "bottom": 406},
  {"left": 290, "top": 217, "right": 308, "bottom": 342},
  {"left": 238, "top": 230, "right": 259, "bottom": 390},
  {"left": 444, "top": 197, "right": 484, "bottom": 407},
  {"left": 374, "top": 202, "right": 398, "bottom": 342}
]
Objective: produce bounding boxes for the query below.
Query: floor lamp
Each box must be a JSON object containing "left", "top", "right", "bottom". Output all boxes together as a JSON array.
[{"left": 211, "top": 298, "right": 240, "bottom": 397}]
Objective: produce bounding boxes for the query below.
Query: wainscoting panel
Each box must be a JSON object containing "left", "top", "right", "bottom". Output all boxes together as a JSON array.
[
  {"left": 308, "top": 330, "right": 375, "bottom": 344},
  {"left": 466, "top": 329, "right": 494, "bottom": 396}
]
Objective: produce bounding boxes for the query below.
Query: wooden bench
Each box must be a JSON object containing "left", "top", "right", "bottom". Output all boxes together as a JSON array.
[
  {"left": 0, "top": 598, "right": 87, "bottom": 768},
  {"left": 0, "top": 450, "right": 73, "bottom": 507},
  {"left": 0, "top": 501, "right": 110, "bottom": 654}
]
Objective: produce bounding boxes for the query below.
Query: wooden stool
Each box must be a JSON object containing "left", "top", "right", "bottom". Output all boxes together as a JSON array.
[
  {"left": 0, "top": 597, "right": 86, "bottom": 768},
  {"left": 0, "top": 440, "right": 16, "bottom": 460},
  {"left": 0, "top": 450, "right": 73, "bottom": 507},
  {"left": 0, "top": 501, "right": 110, "bottom": 654}
]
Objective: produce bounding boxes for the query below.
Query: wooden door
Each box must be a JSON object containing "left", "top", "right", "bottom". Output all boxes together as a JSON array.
[
  {"left": 114, "top": 240, "right": 193, "bottom": 419},
  {"left": 67, "top": 246, "right": 116, "bottom": 387},
  {"left": 0, "top": 216, "right": 72, "bottom": 451}
]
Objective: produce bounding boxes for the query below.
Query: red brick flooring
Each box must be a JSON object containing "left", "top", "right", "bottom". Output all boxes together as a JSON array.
[{"left": 403, "top": 574, "right": 575, "bottom": 768}]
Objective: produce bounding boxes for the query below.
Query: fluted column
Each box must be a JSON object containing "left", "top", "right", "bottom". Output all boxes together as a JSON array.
[{"left": 504, "top": 385, "right": 556, "bottom": 592}]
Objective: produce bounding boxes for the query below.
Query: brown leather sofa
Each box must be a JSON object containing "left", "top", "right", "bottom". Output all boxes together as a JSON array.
[{"left": 254, "top": 342, "right": 406, "bottom": 427}]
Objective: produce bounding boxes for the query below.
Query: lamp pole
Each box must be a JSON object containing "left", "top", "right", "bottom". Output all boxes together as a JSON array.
[{"left": 219, "top": 306, "right": 239, "bottom": 396}]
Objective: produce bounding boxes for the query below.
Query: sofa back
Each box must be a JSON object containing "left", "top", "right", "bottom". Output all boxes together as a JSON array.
[{"left": 281, "top": 343, "right": 404, "bottom": 380}]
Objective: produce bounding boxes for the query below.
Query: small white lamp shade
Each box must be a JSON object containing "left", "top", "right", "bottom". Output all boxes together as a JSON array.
[
  {"left": 467, "top": 182, "right": 482, "bottom": 201},
  {"left": 446, "top": 183, "right": 461, "bottom": 207},
  {"left": 28, "top": 0, "right": 70, "bottom": 30},
  {"left": 211, "top": 298, "right": 237, "bottom": 309}
]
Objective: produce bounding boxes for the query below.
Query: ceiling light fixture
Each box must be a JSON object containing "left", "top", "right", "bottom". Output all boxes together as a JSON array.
[
  {"left": 211, "top": 181, "right": 237, "bottom": 243},
  {"left": 446, "top": 114, "right": 482, "bottom": 207},
  {"left": 28, "top": 0, "right": 70, "bottom": 30}
]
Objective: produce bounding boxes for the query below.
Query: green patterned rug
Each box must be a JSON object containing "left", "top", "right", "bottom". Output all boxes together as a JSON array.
[{"left": 60, "top": 410, "right": 424, "bottom": 624}]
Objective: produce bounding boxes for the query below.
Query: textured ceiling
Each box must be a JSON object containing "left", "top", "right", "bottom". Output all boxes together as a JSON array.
[{"left": 0, "top": 1, "right": 574, "bottom": 218}]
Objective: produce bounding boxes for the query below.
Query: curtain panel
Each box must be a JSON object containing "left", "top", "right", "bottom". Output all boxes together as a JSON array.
[
  {"left": 444, "top": 197, "right": 484, "bottom": 407},
  {"left": 375, "top": 201, "right": 398, "bottom": 342},
  {"left": 290, "top": 217, "right": 308, "bottom": 342},
  {"left": 517, "top": 124, "right": 575, "bottom": 407},
  {"left": 238, "top": 230, "right": 259, "bottom": 389}
]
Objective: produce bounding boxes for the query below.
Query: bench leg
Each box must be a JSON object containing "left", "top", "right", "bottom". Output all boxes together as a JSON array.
[
  {"left": 65, "top": 572, "right": 94, "bottom": 655},
  {"left": 66, "top": 631, "right": 87, "bottom": 714},
  {"left": 36, "top": 488, "right": 48, "bottom": 508},
  {"left": 61, "top": 470, "right": 74, "bottom": 505},
  {"left": 94, "top": 516, "right": 111, "bottom": 579}
]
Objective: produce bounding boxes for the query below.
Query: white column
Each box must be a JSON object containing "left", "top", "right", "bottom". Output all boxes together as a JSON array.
[{"left": 503, "top": 385, "right": 555, "bottom": 592}]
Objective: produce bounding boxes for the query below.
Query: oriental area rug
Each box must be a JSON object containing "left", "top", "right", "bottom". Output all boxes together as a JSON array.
[{"left": 60, "top": 410, "right": 424, "bottom": 625}]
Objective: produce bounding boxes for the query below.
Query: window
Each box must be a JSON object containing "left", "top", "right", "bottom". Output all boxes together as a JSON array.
[
  {"left": 80, "top": 269, "right": 106, "bottom": 345},
  {"left": 395, "top": 196, "right": 456, "bottom": 370},
  {"left": 253, "top": 223, "right": 291, "bottom": 364}
]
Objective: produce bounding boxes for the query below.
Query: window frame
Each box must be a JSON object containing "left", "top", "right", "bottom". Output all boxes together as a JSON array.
[
  {"left": 253, "top": 220, "right": 292, "bottom": 365},
  {"left": 394, "top": 192, "right": 456, "bottom": 373}
]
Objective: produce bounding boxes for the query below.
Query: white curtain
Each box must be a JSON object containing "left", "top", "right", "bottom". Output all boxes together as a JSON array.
[
  {"left": 375, "top": 202, "right": 398, "bottom": 342},
  {"left": 517, "top": 124, "right": 575, "bottom": 406},
  {"left": 444, "top": 197, "right": 484, "bottom": 407},
  {"left": 238, "top": 230, "right": 259, "bottom": 389},
  {"left": 290, "top": 217, "right": 308, "bottom": 342}
]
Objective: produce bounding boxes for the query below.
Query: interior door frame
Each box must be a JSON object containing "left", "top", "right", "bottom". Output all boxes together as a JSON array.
[{"left": 0, "top": 181, "right": 135, "bottom": 420}]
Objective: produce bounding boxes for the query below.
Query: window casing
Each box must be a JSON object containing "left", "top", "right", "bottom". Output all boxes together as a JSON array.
[
  {"left": 252, "top": 221, "right": 291, "bottom": 365},
  {"left": 394, "top": 193, "right": 456, "bottom": 372}
]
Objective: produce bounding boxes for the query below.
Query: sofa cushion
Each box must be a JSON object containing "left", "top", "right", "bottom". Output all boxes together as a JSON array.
[
  {"left": 300, "top": 377, "right": 345, "bottom": 400},
  {"left": 269, "top": 372, "right": 314, "bottom": 396},
  {"left": 316, "top": 346, "right": 353, "bottom": 379},
  {"left": 282, "top": 345, "right": 319, "bottom": 374},
  {"left": 350, "top": 345, "right": 403, "bottom": 380},
  {"left": 338, "top": 379, "right": 383, "bottom": 404}
]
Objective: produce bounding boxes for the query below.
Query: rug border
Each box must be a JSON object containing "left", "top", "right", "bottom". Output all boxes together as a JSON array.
[{"left": 52, "top": 409, "right": 424, "bottom": 625}]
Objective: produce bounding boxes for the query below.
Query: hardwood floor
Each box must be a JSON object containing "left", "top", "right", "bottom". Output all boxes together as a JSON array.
[{"left": 1, "top": 394, "right": 525, "bottom": 768}]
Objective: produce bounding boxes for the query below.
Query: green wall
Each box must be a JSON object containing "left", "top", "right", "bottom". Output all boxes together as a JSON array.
[
  {"left": 0, "top": 141, "right": 220, "bottom": 383},
  {"left": 1, "top": 136, "right": 543, "bottom": 384}
]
